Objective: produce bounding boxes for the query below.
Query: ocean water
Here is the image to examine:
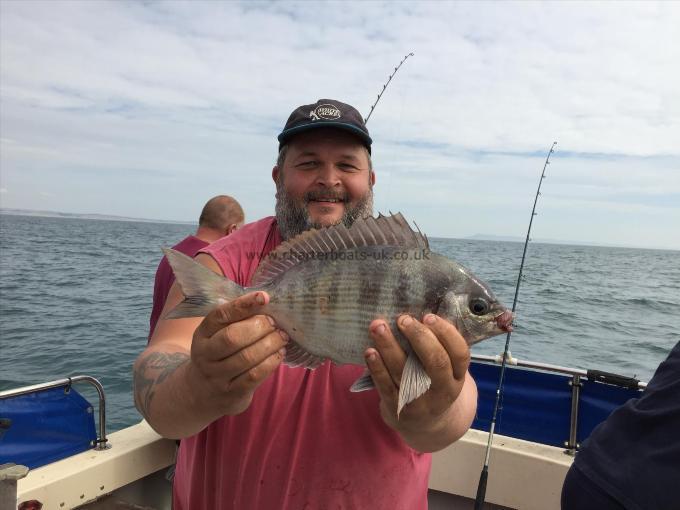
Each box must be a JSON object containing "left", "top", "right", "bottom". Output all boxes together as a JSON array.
[{"left": 1, "top": 213, "right": 679, "bottom": 432}]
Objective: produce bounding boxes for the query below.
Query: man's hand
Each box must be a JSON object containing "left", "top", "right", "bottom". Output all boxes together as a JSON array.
[
  {"left": 364, "top": 313, "right": 477, "bottom": 452},
  {"left": 188, "top": 291, "right": 289, "bottom": 416},
  {"left": 134, "top": 289, "right": 288, "bottom": 438}
]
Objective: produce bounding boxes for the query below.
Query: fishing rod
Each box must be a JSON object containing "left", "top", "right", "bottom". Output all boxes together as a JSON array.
[
  {"left": 473, "top": 141, "right": 558, "bottom": 510},
  {"left": 364, "top": 52, "right": 414, "bottom": 124}
]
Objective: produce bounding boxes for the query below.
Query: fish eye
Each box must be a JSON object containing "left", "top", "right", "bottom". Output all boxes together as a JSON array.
[{"left": 469, "top": 298, "right": 490, "bottom": 316}]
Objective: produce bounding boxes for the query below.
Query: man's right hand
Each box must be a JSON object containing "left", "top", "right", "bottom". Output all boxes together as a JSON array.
[
  {"left": 134, "top": 285, "right": 289, "bottom": 439},
  {"left": 188, "top": 291, "right": 289, "bottom": 416}
]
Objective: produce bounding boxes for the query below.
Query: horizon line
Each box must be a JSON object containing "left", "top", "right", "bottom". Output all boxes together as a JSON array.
[{"left": 2, "top": 207, "right": 678, "bottom": 253}]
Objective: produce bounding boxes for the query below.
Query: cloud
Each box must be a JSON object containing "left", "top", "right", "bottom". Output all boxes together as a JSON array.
[{"left": 1, "top": 1, "right": 679, "bottom": 248}]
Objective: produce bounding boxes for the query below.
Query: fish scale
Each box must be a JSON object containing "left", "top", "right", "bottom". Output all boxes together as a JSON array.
[
  {"left": 164, "top": 213, "right": 512, "bottom": 414},
  {"left": 266, "top": 255, "right": 442, "bottom": 363}
]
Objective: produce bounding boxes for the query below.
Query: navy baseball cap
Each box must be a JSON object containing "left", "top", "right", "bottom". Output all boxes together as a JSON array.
[{"left": 277, "top": 99, "right": 372, "bottom": 153}]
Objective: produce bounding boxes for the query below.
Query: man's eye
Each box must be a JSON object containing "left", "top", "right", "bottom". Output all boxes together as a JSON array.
[
  {"left": 338, "top": 163, "right": 358, "bottom": 171},
  {"left": 297, "top": 161, "right": 317, "bottom": 168}
]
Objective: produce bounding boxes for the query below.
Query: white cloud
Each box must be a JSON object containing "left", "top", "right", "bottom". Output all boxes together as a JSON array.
[{"left": 1, "top": 1, "right": 679, "bottom": 248}]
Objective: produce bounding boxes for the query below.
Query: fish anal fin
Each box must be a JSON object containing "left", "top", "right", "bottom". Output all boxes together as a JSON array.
[
  {"left": 350, "top": 370, "right": 376, "bottom": 392},
  {"left": 397, "top": 353, "right": 432, "bottom": 416},
  {"left": 283, "top": 340, "right": 325, "bottom": 369}
]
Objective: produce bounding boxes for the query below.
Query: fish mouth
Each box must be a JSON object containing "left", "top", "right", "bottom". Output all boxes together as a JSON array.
[{"left": 494, "top": 310, "right": 514, "bottom": 332}]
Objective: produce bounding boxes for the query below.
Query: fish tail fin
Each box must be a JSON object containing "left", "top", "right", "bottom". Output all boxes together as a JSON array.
[
  {"left": 397, "top": 352, "right": 432, "bottom": 417},
  {"left": 162, "top": 248, "right": 245, "bottom": 318}
]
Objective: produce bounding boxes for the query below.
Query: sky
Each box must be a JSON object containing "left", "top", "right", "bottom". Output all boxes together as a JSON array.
[{"left": 1, "top": 1, "right": 679, "bottom": 250}]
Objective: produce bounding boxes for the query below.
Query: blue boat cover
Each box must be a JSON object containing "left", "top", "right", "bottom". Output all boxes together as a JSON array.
[
  {"left": 470, "top": 361, "right": 643, "bottom": 448},
  {"left": 0, "top": 386, "right": 97, "bottom": 469},
  {"left": 0, "top": 364, "right": 643, "bottom": 469}
]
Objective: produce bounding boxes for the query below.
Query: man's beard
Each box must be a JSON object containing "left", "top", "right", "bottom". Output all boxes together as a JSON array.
[{"left": 275, "top": 185, "right": 374, "bottom": 240}]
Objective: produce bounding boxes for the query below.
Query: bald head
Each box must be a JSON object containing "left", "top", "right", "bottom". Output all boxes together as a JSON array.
[{"left": 196, "top": 195, "right": 244, "bottom": 242}]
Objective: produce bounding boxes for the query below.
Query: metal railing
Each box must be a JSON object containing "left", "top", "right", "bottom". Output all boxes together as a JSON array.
[
  {"left": 471, "top": 352, "right": 646, "bottom": 454},
  {"left": 0, "top": 375, "right": 109, "bottom": 450},
  {"left": 0, "top": 357, "right": 648, "bottom": 457},
  {"left": 472, "top": 352, "right": 647, "bottom": 388}
]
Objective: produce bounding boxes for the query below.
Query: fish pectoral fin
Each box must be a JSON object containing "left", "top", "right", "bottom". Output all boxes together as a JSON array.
[
  {"left": 397, "top": 353, "right": 432, "bottom": 417},
  {"left": 350, "top": 370, "right": 375, "bottom": 392},
  {"left": 283, "top": 340, "right": 325, "bottom": 369}
]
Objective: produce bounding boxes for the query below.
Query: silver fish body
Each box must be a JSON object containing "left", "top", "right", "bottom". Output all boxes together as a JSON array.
[
  {"left": 164, "top": 213, "right": 512, "bottom": 413},
  {"left": 263, "top": 248, "right": 506, "bottom": 365}
]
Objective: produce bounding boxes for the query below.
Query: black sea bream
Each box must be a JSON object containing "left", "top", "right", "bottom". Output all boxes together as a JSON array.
[{"left": 164, "top": 213, "right": 513, "bottom": 413}]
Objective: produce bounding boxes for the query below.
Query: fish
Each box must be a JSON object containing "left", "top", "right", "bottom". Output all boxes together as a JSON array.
[{"left": 164, "top": 213, "right": 513, "bottom": 415}]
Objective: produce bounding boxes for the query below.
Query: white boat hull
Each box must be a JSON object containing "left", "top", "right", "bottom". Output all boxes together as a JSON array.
[{"left": 15, "top": 422, "right": 572, "bottom": 510}]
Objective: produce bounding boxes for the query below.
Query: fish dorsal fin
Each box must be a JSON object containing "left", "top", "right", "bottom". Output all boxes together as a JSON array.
[{"left": 251, "top": 213, "right": 429, "bottom": 286}]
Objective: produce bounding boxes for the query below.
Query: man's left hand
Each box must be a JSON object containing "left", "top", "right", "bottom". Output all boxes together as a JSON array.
[{"left": 364, "top": 313, "right": 477, "bottom": 452}]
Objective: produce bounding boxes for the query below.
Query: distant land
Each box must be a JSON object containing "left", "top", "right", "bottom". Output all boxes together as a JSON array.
[
  {"left": 447, "top": 233, "right": 672, "bottom": 250},
  {"left": 430, "top": 234, "right": 675, "bottom": 252},
  {"left": 0, "top": 208, "right": 194, "bottom": 225},
  {"left": 462, "top": 233, "right": 606, "bottom": 247},
  {"left": 463, "top": 234, "right": 525, "bottom": 243},
  {"left": 2, "top": 208, "right": 675, "bottom": 251}
]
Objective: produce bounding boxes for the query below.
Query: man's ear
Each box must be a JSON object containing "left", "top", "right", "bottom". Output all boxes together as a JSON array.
[
  {"left": 272, "top": 166, "right": 280, "bottom": 184},
  {"left": 226, "top": 224, "right": 239, "bottom": 235},
  {"left": 370, "top": 170, "right": 376, "bottom": 186}
]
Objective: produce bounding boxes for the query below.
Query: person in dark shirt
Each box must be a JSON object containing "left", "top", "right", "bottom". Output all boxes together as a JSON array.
[
  {"left": 561, "top": 341, "right": 680, "bottom": 510},
  {"left": 148, "top": 195, "right": 244, "bottom": 340}
]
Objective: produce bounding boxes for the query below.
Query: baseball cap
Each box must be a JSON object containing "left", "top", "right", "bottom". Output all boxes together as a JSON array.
[{"left": 277, "top": 99, "right": 372, "bottom": 153}]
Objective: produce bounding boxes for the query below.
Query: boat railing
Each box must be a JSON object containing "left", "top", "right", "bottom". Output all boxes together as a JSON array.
[
  {"left": 0, "top": 375, "right": 109, "bottom": 450},
  {"left": 0, "top": 358, "right": 648, "bottom": 460},
  {"left": 473, "top": 352, "right": 647, "bottom": 389},
  {"left": 471, "top": 352, "right": 647, "bottom": 454}
]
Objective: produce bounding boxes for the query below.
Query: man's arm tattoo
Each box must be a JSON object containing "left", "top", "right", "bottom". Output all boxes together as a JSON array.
[{"left": 134, "top": 352, "right": 190, "bottom": 421}]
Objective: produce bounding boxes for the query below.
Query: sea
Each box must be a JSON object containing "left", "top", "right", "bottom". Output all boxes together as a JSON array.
[{"left": 1, "top": 213, "right": 678, "bottom": 432}]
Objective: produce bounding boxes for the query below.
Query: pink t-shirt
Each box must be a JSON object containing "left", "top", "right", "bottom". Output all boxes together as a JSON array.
[
  {"left": 173, "top": 216, "right": 431, "bottom": 510},
  {"left": 149, "top": 235, "right": 209, "bottom": 341}
]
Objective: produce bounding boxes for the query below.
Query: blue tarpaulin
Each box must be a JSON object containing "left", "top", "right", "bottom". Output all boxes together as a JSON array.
[
  {"left": 0, "top": 386, "right": 97, "bottom": 469},
  {"left": 470, "top": 361, "right": 643, "bottom": 448}
]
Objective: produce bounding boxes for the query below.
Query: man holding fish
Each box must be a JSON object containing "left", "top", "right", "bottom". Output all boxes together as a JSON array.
[{"left": 133, "top": 99, "right": 512, "bottom": 509}]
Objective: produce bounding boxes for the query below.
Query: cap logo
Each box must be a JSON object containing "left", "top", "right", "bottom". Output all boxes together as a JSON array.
[{"left": 309, "top": 103, "right": 341, "bottom": 121}]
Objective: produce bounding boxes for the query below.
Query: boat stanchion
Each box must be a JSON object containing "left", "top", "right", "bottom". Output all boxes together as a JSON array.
[
  {"left": 0, "top": 463, "right": 29, "bottom": 510},
  {"left": 564, "top": 374, "right": 582, "bottom": 455}
]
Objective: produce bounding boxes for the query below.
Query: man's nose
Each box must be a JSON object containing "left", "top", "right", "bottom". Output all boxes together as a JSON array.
[{"left": 314, "top": 163, "right": 341, "bottom": 187}]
